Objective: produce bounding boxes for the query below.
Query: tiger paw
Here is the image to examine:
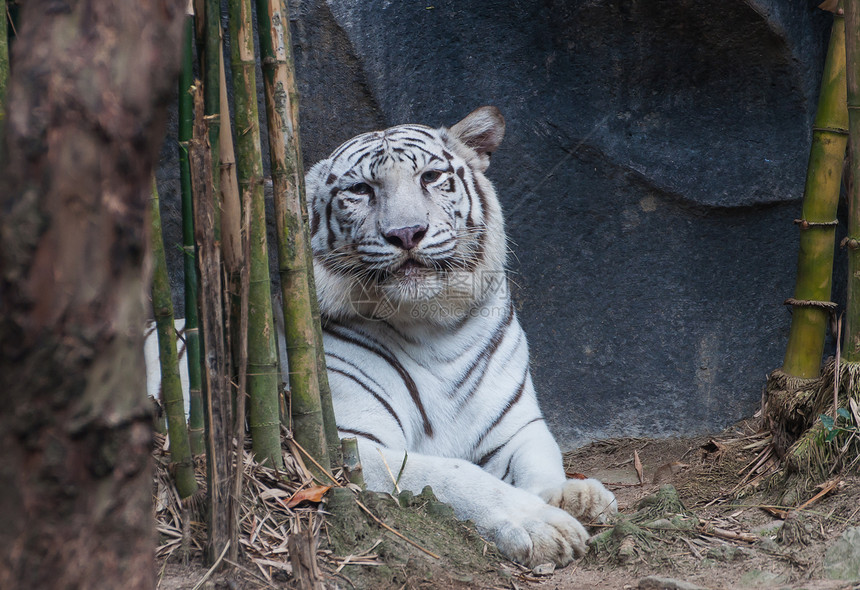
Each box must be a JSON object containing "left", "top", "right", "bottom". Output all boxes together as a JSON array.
[
  {"left": 539, "top": 478, "right": 617, "bottom": 524},
  {"left": 490, "top": 502, "right": 589, "bottom": 568}
]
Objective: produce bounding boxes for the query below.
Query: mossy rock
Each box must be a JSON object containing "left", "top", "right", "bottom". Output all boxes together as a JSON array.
[{"left": 323, "top": 486, "right": 508, "bottom": 589}]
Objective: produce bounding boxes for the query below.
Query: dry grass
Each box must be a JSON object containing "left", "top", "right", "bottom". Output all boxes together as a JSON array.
[{"left": 153, "top": 432, "right": 358, "bottom": 587}]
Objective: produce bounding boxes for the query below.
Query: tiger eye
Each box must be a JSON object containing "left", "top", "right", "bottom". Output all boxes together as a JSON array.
[
  {"left": 421, "top": 170, "right": 443, "bottom": 185},
  {"left": 348, "top": 182, "right": 374, "bottom": 196}
]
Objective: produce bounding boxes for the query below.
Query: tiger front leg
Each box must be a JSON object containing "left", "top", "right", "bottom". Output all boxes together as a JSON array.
[
  {"left": 353, "top": 437, "right": 589, "bottom": 568},
  {"left": 539, "top": 478, "right": 618, "bottom": 525},
  {"left": 493, "top": 422, "right": 618, "bottom": 525}
]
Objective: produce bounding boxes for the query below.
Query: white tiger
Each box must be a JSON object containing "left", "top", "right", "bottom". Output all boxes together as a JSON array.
[{"left": 306, "top": 106, "right": 616, "bottom": 567}]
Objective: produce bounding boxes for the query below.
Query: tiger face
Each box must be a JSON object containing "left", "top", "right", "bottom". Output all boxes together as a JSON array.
[{"left": 306, "top": 107, "right": 507, "bottom": 325}]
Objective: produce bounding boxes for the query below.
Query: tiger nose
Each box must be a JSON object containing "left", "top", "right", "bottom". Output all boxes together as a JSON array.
[{"left": 383, "top": 224, "right": 428, "bottom": 250}]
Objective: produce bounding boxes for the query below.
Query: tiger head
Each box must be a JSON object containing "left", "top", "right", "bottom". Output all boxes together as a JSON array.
[{"left": 306, "top": 107, "right": 507, "bottom": 327}]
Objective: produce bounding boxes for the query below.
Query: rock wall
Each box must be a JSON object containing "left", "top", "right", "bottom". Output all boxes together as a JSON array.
[{"left": 157, "top": 0, "right": 835, "bottom": 448}]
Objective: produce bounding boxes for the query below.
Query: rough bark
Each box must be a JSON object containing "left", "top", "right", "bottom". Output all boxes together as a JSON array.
[
  {"left": 0, "top": 0, "right": 184, "bottom": 588},
  {"left": 189, "top": 84, "right": 234, "bottom": 564}
]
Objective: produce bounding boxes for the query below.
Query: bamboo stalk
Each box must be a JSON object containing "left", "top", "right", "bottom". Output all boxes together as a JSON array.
[
  {"left": 845, "top": 0, "right": 860, "bottom": 362},
  {"left": 151, "top": 178, "right": 199, "bottom": 499},
  {"left": 256, "top": 0, "right": 337, "bottom": 470},
  {"left": 228, "top": 0, "right": 283, "bottom": 469},
  {"left": 341, "top": 437, "right": 365, "bottom": 488},
  {"left": 189, "top": 83, "right": 233, "bottom": 564},
  {"left": 217, "top": 30, "right": 246, "bottom": 431},
  {"left": 228, "top": 191, "right": 252, "bottom": 564},
  {"left": 781, "top": 6, "right": 849, "bottom": 378},
  {"left": 1, "top": 0, "right": 8, "bottom": 137},
  {"left": 219, "top": 44, "right": 243, "bottom": 285},
  {"left": 179, "top": 13, "right": 205, "bottom": 457},
  {"left": 201, "top": 0, "right": 221, "bottom": 203}
]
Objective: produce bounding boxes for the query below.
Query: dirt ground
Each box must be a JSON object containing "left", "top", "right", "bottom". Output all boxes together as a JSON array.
[
  {"left": 543, "top": 421, "right": 860, "bottom": 590},
  {"left": 156, "top": 420, "right": 860, "bottom": 590}
]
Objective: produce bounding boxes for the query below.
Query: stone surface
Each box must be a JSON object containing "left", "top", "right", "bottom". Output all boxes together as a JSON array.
[
  {"left": 638, "top": 575, "right": 709, "bottom": 590},
  {"left": 156, "top": 1, "right": 835, "bottom": 447},
  {"left": 824, "top": 527, "right": 860, "bottom": 581}
]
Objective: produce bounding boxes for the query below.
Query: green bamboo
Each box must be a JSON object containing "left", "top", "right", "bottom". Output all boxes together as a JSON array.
[
  {"left": 202, "top": 0, "right": 221, "bottom": 203},
  {"left": 151, "top": 179, "right": 199, "bottom": 499},
  {"left": 782, "top": 7, "right": 848, "bottom": 378},
  {"left": 178, "top": 15, "right": 205, "bottom": 456},
  {"left": 845, "top": 0, "right": 860, "bottom": 362},
  {"left": 228, "top": 0, "right": 283, "bottom": 469},
  {"left": 255, "top": 0, "right": 333, "bottom": 472}
]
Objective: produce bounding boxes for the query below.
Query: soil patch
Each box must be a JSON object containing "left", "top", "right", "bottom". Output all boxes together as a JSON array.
[{"left": 155, "top": 422, "right": 860, "bottom": 589}]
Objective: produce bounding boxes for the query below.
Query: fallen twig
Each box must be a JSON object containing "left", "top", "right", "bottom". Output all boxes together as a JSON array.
[{"left": 191, "top": 541, "right": 230, "bottom": 590}]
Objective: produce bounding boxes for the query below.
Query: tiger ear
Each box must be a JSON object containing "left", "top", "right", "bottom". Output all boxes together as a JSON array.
[{"left": 449, "top": 106, "right": 505, "bottom": 157}]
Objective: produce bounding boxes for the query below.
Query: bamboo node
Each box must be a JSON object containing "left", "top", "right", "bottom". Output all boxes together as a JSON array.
[
  {"left": 794, "top": 218, "right": 838, "bottom": 230},
  {"left": 783, "top": 298, "right": 838, "bottom": 312},
  {"left": 840, "top": 237, "right": 860, "bottom": 250},
  {"left": 811, "top": 125, "right": 849, "bottom": 135}
]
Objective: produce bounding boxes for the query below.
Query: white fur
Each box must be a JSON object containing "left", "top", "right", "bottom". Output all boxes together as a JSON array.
[
  {"left": 145, "top": 108, "right": 617, "bottom": 568},
  {"left": 307, "top": 108, "right": 617, "bottom": 567}
]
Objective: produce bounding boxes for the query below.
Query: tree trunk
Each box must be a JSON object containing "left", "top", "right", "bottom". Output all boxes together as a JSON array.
[{"left": 0, "top": 0, "right": 184, "bottom": 588}]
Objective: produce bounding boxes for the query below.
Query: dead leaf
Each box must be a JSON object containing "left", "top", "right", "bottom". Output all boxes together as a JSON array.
[
  {"left": 634, "top": 449, "right": 644, "bottom": 485},
  {"left": 284, "top": 485, "right": 332, "bottom": 508},
  {"left": 566, "top": 472, "right": 588, "bottom": 480}
]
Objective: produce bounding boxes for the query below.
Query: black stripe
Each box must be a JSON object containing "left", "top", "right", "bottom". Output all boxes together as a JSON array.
[
  {"left": 475, "top": 417, "right": 544, "bottom": 467},
  {"left": 310, "top": 206, "right": 320, "bottom": 236},
  {"left": 326, "top": 351, "right": 387, "bottom": 393},
  {"left": 338, "top": 427, "right": 383, "bottom": 445},
  {"left": 397, "top": 142, "right": 442, "bottom": 161},
  {"left": 351, "top": 146, "right": 378, "bottom": 168},
  {"left": 402, "top": 126, "right": 435, "bottom": 139},
  {"left": 325, "top": 323, "right": 434, "bottom": 437},
  {"left": 331, "top": 134, "right": 372, "bottom": 161},
  {"left": 501, "top": 455, "right": 513, "bottom": 482},
  {"left": 328, "top": 366, "right": 404, "bottom": 434},
  {"left": 325, "top": 199, "right": 336, "bottom": 251},
  {"left": 473, "top": 364, "right": 530, "bottom": 451},
  {"left": 451, "top": 302, "right": 514, "bottom": 395}
]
